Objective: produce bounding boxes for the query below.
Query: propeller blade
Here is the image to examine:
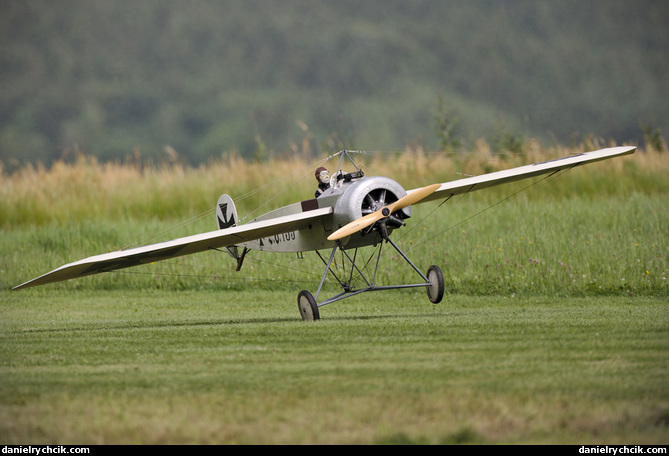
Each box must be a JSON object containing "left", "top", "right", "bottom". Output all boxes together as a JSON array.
[
  {"left": 327, "top": 183, "right": 441, "bottom": 241},
  {"left": 386, "top": 183, "right": 441, "bottom": 213},
  {"left": 327, "top": 211, "right": 386, "bottom": 241}
]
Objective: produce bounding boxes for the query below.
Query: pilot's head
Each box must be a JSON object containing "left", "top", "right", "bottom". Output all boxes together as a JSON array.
[{"left": 315, "top": 167, "right": 329, "bottom": 185}]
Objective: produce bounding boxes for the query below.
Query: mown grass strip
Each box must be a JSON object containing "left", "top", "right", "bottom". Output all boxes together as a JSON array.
[{"left": 1, "top": 291, "right": 667, "bottom": 444}]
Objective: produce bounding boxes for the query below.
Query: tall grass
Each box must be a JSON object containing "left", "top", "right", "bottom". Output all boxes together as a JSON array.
[{"left": 2, "top": 140, "right": 665, "bottom": 227}]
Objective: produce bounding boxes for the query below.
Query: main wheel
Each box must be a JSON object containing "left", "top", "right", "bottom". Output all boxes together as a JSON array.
[
  {"left": 426, "top": 265, "right": 444, "bottom": 304},
  {"left": 297, "top": 290, "right": 320, "bottom": 321}
]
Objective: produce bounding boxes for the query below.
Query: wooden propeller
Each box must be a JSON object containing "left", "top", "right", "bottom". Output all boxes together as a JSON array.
[{"left": 327, "top": 183, "right": 441, "bottom": 241}]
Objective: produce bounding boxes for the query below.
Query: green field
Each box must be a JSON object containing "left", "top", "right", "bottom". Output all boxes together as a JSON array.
[
  {"left": 1, "top": 146, "right": 667, "bottom": 444},
  {"left": 1, "top": 290, "right": 667, "bottom": 444}
]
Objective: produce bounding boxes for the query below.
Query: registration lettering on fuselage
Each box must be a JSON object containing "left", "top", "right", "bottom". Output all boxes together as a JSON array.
[{"left": 259, "top": 231, "right": 296, "bottom": 247}]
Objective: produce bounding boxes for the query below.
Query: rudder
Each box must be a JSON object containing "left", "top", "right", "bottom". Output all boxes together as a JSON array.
[{"left": 215, "top": 194, "right": 243, "bottom": 263}]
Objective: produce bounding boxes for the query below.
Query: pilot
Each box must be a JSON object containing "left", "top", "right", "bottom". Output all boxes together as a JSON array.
[{"left": 314, "top": 166, "right": 330, "bottom": 197}]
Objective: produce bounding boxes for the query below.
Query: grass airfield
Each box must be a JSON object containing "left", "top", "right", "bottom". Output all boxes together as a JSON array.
[
  {"left": 1, "top": 146, "right": 667, "bottom": 444},
  {"left": 2, "top": 289, "right": 667, "bottom": 444}
]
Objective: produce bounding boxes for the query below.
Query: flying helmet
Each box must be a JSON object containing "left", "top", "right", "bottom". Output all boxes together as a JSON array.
[{"left": 315, "top": 166, "right": 329, "bottom": 185}]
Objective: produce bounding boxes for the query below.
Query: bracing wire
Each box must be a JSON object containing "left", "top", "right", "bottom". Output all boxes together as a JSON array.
[
  {"left": 121, "top": 207, "right": 214, "bottom": 250},
  {"left": 122, "top": 150, "right": 350, "bottom": 249},
  {"left": 113, "top": 150, "right": 363, "bottom": 285},
  {"left": 397, "top": 166, "right": 574, "bottom": 255},
  {"left": 115, "top": 150, "right": 573, "bottom": 287}
]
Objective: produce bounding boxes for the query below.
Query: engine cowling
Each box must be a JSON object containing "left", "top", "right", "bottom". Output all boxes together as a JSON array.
[{"left": 331, "top": 176, "right": 411, "bottom": 245}]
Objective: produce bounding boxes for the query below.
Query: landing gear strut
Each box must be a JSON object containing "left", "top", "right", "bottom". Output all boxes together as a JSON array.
[{"left": 297, "top": 237, "right": 444, "bottom": 321}]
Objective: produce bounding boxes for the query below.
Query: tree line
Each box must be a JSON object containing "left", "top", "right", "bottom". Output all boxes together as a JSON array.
[{"left": 1, "top": 0, "right": 666, "bottom": 170}]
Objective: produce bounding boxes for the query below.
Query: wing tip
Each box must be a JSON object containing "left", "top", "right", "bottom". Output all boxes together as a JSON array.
[{"left": 12, "top": 281, "right": 36, "bottom": 291}]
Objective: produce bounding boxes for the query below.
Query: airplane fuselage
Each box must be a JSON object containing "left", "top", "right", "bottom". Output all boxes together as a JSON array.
[{"left": 240, "top": 175, "right": 411, "bottom": 253}]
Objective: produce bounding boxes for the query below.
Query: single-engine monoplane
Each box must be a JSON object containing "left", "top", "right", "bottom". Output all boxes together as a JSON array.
[{"left": 14, "top": 146, "right": 636, "bottom": 320}]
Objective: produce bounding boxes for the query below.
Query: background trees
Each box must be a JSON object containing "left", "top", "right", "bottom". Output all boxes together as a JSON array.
[{"left": 1, "top": 0, "right": 666, "bottom": 169}]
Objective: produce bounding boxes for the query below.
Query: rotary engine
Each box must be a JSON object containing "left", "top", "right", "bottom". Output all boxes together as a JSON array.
[{"left": 331, "top": 176, "right": 411, "bottom": 246}]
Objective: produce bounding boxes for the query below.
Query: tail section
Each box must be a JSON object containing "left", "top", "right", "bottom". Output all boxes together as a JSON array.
[
  {"left": 216, "top": 194, "right": 238, "bottom": 230},
  {"left": 215, "top": 194, "right": 247, "bottom": 268}
]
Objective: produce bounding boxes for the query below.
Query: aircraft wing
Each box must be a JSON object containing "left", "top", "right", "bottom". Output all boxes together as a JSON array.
[
  {"left": 13, "top": 207, "right": 332, "bottom": 290},
  {"left": 411, "top": 146, "right": 636, "bottom": 204}
]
